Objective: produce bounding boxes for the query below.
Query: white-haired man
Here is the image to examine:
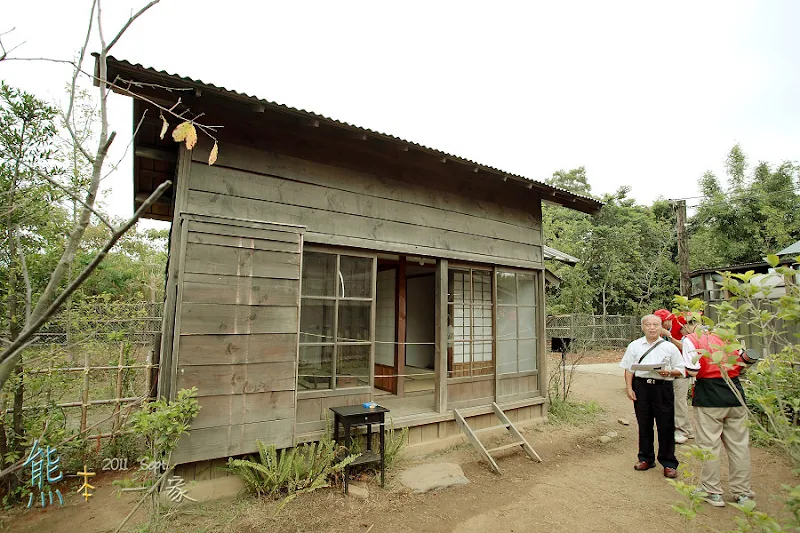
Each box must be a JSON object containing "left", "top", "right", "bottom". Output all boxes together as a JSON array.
[{"left": 620, "top": 314, "right": 686, "bottom": 478}]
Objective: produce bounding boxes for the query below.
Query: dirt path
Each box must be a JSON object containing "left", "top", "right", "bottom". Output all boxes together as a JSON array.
[{"left": 4, "top": 367, "right": 796, "bottom": 533}]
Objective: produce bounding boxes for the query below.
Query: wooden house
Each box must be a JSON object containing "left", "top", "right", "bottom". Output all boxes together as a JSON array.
[
  {"left": 690, "top": 247, "right": 799, "bottom": 356},
  {"left": 103, "top": 57, "right": 602, "bottom": 476}
]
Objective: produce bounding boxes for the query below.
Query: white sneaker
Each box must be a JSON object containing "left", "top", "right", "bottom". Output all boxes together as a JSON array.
[
  {"left": 674, "top": 433, "right": 688, "bottom": 444},
  {"left": 692, "top": 490, "right": 725, "bottom": 507}
]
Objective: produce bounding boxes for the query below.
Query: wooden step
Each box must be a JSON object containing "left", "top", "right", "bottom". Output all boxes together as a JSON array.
[
  {"left": 473, "top": 423, "right": 511, "bottom": 434},
  {"left": 486, "top": 442, "right": 524, "bottom": 455},
  {"left": 454, "top": 403, "right": 542, "bottom": 475}
]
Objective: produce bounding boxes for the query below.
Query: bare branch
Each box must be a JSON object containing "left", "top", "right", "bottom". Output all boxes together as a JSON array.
[
  {"left": 105, "top": 0, "right": 161, "bottom": 53},
  {"left": 101, "top": 110, "right": 147, "bottom": 182},
  {"left": 114, "top": 465, "right": 173, "bottom": 533},
  {"left": 0, "top": 27, "right": 25, "bottom": 61},
  {"left": 0, "top": 181, "right": 172, "bottom": 377},
  {"left": 10, "top": 156, "right": 114, "bottom": 229},
  {"left": 14, "top": 232, "right": 32, "bottom": 321},
  {"left": 63, "top": 0, "right": 98, "bottom": 165}
]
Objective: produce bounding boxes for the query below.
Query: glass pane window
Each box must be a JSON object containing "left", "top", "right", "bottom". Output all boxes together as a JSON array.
[
  {"left": 302, "top": 252, "right": 337, "bottom": 297},
  {"left": 339, "top": 256, "right": 373, "bottom": 298},
  {"left": 448, "top": 268, "right": 494, "bottom": 377},
  {"left": 337, "top": 345, "right": 370, "bottom": 388},
  {"left": 299, "top": 251, "right": 375, "bottom": 390},
  {"left": 298, "top": 345, "right": 333, "bottom": 390},
  {"left": 495, "top": 270, "right": 539, "bottom": 374},
  {"left": 299, "top": 299, "right": 334, "bottom": 343},
  {"left": 337, "top": 301, "right": 371, "bottom": 342}
]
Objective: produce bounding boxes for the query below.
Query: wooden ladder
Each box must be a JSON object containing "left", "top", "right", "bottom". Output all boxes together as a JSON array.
[{"left": 454, "top": 402, "right": 542, "bottom": 474}]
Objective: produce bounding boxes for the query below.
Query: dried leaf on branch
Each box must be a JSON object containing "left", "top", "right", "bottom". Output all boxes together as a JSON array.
[
  {"left": 171, "top": 121, "right": 197, "bottom": 149},
  {"left": 159, "top": 113, "right": 168, "bottom": 140},
  {"left": 208, "top": 141, "right": 218, "bottom": 165}
]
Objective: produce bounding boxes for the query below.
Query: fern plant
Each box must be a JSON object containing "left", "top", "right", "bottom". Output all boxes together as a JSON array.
[{"left": 226, "top": 437, "right": 358, "bottom": 513}]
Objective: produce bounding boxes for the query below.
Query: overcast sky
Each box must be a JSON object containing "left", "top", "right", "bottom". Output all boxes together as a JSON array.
[{"left": 2, "top": 0, "right": 799, "bottom": 221}]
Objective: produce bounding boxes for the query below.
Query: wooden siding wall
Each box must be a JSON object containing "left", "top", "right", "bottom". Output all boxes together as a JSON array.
[
  {"left": 447, "top": 376, "right": 495, "bottom": 410},
  {"left": 171, "top": 214, "right": 304, "bottom": 464},
  {"left": 496, "top": 374, "right": 540, "bottom": 404},
  {"left": 295, "top": 392, "right": 371, "bottom": 441},
  {"left": 187, "top": 142, "right": 544, "bottom": 270}
]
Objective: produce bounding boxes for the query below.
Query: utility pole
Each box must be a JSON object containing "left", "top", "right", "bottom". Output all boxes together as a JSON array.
[{"left": 675, "top": 200, "right": 690, "bottom": 297}]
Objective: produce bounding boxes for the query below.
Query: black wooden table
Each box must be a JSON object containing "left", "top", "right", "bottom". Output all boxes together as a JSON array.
[{"left": 330, "top": 404, "right": 390, "bottom": 494}]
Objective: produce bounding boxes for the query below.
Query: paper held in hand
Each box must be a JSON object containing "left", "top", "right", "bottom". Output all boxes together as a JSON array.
[{"left": 631, "top": 363, "right": 664, "bottom": 372}]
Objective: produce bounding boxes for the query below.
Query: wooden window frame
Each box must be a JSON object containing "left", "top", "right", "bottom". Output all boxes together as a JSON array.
[
  {"left": 298, "top": 247, "right": 377, "bottom": 394},
  {"left": 495, "top": 267, "right": 541, "bottom": 377},
  {"left": 447, "top": 266, "right": 494, "bottom": 379}
]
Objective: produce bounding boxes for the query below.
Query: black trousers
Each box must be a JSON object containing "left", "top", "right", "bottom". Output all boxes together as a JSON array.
[{"left": 633, "top": 377, "right": 678, "bottom": 469}]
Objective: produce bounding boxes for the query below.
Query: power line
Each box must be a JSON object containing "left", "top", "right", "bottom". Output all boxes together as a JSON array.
[
  {"left": 669, "top": 182, "right": 800, "bottom": 204},
  {"left": 677, "top": 183, "right": 800, "bottom": 210}
]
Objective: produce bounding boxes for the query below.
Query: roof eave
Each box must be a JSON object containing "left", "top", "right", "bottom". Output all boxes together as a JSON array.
[{"left": 101, "top": 55, "right": 603, "bottom": 215}]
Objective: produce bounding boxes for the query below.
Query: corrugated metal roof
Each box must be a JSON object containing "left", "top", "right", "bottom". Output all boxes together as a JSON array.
[
  {"left": 104, "top": 55, "right": 603, "bottom": 215},
  {"left": 543, "top": 245, "right": 579, "bottom": 265},
  {"left": 776, "top": 239, "right": 800, "bottom": 257}
]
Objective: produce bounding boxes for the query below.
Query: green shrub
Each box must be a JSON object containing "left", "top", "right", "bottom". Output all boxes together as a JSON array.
[
  {"left": 347, "top": 420, "right": 408, "bottom": 469},
  {"left": 226, "top": 437, "right": 358, "bottom": 513},
  {"left": 547, "top": 397, "right": 602, "bottom": 426}
]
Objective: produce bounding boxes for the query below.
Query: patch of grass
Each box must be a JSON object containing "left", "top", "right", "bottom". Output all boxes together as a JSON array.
[{"left": 547, "top": 398, "right": 603, "bottom": 426}]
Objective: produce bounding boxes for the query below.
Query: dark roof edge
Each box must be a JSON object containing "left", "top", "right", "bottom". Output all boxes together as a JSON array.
[
  {"left": 101, "top": 55, "right": 603, "bottom": 215},
  {"left": 690, "top": 257, "right": 797, "bottom": 277}
]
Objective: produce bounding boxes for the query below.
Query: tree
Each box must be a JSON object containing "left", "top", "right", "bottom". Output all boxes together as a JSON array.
[
  {"left": 0, "top": 0, "right": 224, "bottom": 392},
  {"left": 689, "top": 145, "right": 800, "bottom": 270},
  {"left": 543, "top": 169, "right": 679, "bottom": 316},
  {"left": 0, "top": 82, "right": 68, "bottom": 497}
]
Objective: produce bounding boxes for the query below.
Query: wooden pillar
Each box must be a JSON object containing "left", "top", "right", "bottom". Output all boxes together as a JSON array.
[
  {"left": 158, "top": 145, "right": 191, "bottom": 400},
  {"left": 435, "top": 259, "right": 448, "bottom": 413},
  {"left": 395, "top": 256, "right": 407, "bottom": 397}
]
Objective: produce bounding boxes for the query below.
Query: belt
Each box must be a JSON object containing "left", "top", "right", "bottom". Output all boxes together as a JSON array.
[{"left": 634, "top": 376, "right": 670, "bottom": 385}]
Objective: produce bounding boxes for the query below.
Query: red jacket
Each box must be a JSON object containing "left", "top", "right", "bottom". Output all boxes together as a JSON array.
[
  {"left": 686, "top": 331, "right": 747, "bottom": 407},
  {"left": 685, "top": 331, "right": 744, "bottom": 379}
]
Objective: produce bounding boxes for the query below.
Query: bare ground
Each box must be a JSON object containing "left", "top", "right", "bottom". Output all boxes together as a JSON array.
[{"left": 4, "top": 355, "right": 797, "bottom": 533}]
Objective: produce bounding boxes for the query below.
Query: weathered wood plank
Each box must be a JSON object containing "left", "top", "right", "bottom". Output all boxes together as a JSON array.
[
  {"left": 186, "top": 232, "right": 300, "bottom": 253},
  {"left": 187, "top": 219, "right": 302, "bottom": 244},
  {"left": 295, "top": 397, "right": 323, "bottom": 424},
  {"left": 179, "top": 303, "right": 298, "bottom": 335},
  {"left": 178, "top": 333, "right": 297, "bottom": 365},
  {"left": 190, "top": 163, "right": 541, "bottom": 247},
  {"left": 183, "top": 242, "right": 300, "bottom": 279},
  {"left": 182, "top": 273, "right": 299, "bottom": 307},
  {"left": 173, "top": 418, "right": 294, "bottom": 464},
  {"left": 183, "top": 211, "right": 305, "bottom": 234},
  {"left": 177, "top": 362, "right": 296, "bottom": 395},
  {"left": 189, "top": 143, "right": 541, "bottom": 230},
  {"left": 497, "top": 374, "right": 539, "bottom": 403},
  {"left": 191, "top": 391, "right": 295, "bottom": 429},
  {"left": 306, "top": 232, "right": 542, "bottom": 270},
  {"left": 186, "top": 190, "right": 543, "bottom": 266},
  {"left": 448, "top": 379, "right": 494, "bottom": 410}
]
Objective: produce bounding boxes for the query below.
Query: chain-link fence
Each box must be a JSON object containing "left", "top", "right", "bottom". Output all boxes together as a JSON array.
[
  {"left": 8, "top": 301, "right": 164, "bottom": 440},
  {"left": 546, "top": 314, "right": 638, "bottom": 349},
  {"left": 34, "top": 301, "right": 163, "bottom": 346}
]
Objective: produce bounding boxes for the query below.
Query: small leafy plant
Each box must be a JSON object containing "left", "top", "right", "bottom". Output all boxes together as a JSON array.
[{"left": 226, "top": 436, "right": 358, "bottom": 514}]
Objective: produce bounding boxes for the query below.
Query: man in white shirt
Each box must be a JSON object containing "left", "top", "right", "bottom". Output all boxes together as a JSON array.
[{"left": 619, "top": 314, "right": 686, "bottom": 479}]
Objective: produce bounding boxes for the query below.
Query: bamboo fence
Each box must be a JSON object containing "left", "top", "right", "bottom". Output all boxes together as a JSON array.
[{"left": 6, "top": 302, "right": 163, "bottom": 440}]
